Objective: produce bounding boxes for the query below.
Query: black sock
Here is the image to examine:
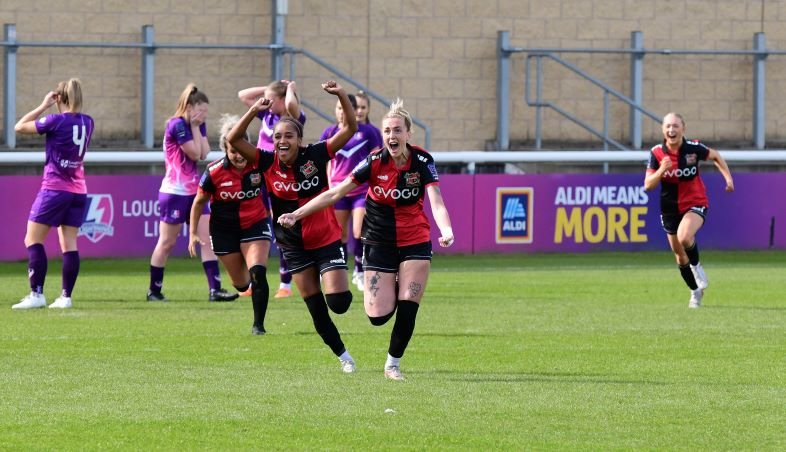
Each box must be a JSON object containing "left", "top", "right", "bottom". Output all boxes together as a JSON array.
[
  {"left": 250, "top": 265, "right": 269, "bottom": 328},
  {"left": 388, "top": 300, "right": 420, "bottom": 359},
  {"left": 304, "top": 292, "right": 346, "bottom": 357},
  {"left": 679, "top": 264, "right": 698, "bottom": 290},
  {"left": 685, "top": 242, "right": 700, "bottom": 266}
]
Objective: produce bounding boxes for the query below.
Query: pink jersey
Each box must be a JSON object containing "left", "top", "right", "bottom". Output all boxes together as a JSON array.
[
  {"left": 35, "top": 112, "right": 94, "bottom": 194},
  {"left": 160, "top": 117, "right": 206, "bottom": 196}
]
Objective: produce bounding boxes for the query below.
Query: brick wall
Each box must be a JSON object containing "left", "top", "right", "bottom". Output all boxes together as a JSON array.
[{"left": 2, "top": 0, "right": 786, "bottom": 151}]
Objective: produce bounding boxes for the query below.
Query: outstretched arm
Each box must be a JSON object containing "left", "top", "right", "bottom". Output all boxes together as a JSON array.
[
  {"left": 278, "top": 177, "right": 359, "bottom": 227},
  {"left": 426, "top": 185, "right": 455, "bottom": 247},
  {"left": 227, "top": 97, "right": 272, "bottom": 162},
  {"left": 283, "top": 80, "right": 300, "bottom": 118}
]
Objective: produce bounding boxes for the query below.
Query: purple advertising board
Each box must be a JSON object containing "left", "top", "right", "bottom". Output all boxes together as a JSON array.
[{"left": 1, "top": 173, "right": 783, "bottom": 261}]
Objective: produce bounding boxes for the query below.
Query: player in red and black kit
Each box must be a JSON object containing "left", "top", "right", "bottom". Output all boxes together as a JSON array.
[
  {"left": 645, "top": 112, "right": 734, "bottom": 308},
  {"left": 226, "top": 80, "right": 359, "bottom": 373},
  {"left": 189, "top": 114, "right": 273, "bottom": 335},
  {"left": 279, "top": 98, "right": 455, "bottom": 381}
]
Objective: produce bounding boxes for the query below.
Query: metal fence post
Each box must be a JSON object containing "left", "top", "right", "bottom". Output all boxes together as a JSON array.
[
  {"left": 271, "top": 0, "right": 288, "bottom": 81},
  {"left": 753, "top": 32, "right": 766, "bottom": 150},
  {"left": 629, "top": 31, "right": 643, "bottom": 149},
  {"left": 496, "top": 31, "right": 510, "bottom": 151},
  {"left": 141, "top": 25, "right": 155, "bottom": 149},
  {"left": 3, "top": 24, "right": 17, "bottom": 149}
]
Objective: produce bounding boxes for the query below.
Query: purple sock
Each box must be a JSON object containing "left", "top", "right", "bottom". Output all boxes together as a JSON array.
[
  {"left": 351, "top": 236, "right": 363, "bottom": 273},
  {"left": 149, "top": 265, "right": 165, "bottom": 293},
  {"left": 27, "top": 243, "right": 47, "bottom": 294},
  {"left": 202, "top": 260, "right": 221, "bottom": 291},
  {"left": 278, "top": 253, "right": 292, "bottom": 285},
  {"left": 61, "top": 251, "right": 80, "bottom": 297}
]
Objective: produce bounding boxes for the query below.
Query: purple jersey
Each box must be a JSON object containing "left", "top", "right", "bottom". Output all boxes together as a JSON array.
[
  {"left": 35, "top": 112, "right": 94, "bottom": 194},
  {"left": 256, "top": 109, "right": 306, "bottom": 151},
  {"left": 321, "top": 123, "right": 381, "bottom": 197},
  {"left": 160, "top": 117, "right": 207, "bottom": 196}
]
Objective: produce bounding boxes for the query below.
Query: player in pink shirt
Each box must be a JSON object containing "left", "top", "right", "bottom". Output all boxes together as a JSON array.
[
  {"left": 12, "top": 79, "right": 94, "bottom": 310},
  {"left": 147, "top": 84, "right": 237, "bottom": 303}
]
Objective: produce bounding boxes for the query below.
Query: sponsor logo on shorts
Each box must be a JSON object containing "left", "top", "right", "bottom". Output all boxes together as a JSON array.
[
  {"left": 79, "top": 194, "right": 115, "bottom": 243},
  {"left": 495, "top": 188, "right": 533, "bottom": 244}
]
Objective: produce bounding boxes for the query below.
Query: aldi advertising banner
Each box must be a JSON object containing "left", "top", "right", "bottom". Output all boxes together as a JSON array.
[{"left": 0, "top": 173, "right": 783, "bottom": 261}]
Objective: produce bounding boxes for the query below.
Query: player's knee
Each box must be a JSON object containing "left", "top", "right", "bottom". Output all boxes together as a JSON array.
[
  {"left": 368, "top": 309, "right": 396, "bottom": 326},
  {"left": 325, "top": 291, "right": 352, "bottom": 314}
]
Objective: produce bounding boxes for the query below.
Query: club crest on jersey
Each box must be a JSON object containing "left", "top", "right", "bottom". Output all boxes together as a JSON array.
[
  {"left": 685, "top": 154, "right": 697, "bottom": 165},
  {"left": 404, "top": 172, "right": 420, "bottom": 187},
  {"left": 79, "top": 194, "right": 115, "bottom": 243},
  {"left": 300, "top": 161, "right": 318, "bottom": 178},
  {"left": 250, "top": 173, "right": 262, "bottom": 185}
]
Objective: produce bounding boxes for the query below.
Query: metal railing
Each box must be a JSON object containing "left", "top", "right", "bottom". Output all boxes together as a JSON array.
[
  {"left": 1, "top": 23, "right": 430, "bottom": 150},
  {"left": 497, "top": 30, "right": 772, "bottom": 151}
]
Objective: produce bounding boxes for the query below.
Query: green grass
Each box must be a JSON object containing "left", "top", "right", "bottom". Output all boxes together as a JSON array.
[{"left": 1, "top": 251, "right": 785, "bottom": 450}]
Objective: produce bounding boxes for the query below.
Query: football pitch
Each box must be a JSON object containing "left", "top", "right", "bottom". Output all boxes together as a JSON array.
[{"left": 1, "top": 251, "right": 785, "bottom": 450}]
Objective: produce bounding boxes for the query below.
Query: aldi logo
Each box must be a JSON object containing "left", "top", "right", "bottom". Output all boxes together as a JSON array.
[{"left": 495, "top": 188, "right": 533, "bottom": 244}]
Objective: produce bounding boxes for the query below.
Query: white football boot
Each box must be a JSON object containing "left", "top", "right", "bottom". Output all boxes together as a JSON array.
[
  {"left": 12, "top": 292, "right": 47, "bottom": 310},
  {"left": 688, "top": 288, "right": 703, "bottom": 309},
  {"left": 691, "top": 263, "right": 708, "bottom": 290},
  {"left": 49, "top": 296, "right": 73, "bottom": 309}
]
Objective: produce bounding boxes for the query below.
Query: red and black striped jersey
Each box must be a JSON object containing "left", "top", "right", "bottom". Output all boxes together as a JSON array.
[
  {"left": 351, "top": 144, "right": 439, "bottom": 246},
  {"left": 646, "top": 138, "right": 710, "bottom": 215},
  {"left": 257, "top": 141, "right": 342, "bottom": 250},
  {"left": 198, "top": 157, "right": 268, "bottom": 230}
]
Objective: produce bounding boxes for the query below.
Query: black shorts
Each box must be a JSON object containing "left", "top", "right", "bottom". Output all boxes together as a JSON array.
[
  {"left": 661, "top": 206, "right": 708, "bottom": 234},
  {"left": 281, "top": 240, "right": 348, "bottom": 275},
  {"left": 210, "top": 219, "right": 272, "bottom": 256},
  {"left": 363, "top": 241, "right": 432, "bottom": 273}
]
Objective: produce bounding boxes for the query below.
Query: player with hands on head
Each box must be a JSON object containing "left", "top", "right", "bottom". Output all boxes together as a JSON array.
[
  {"left": 644, "top": 112, "right": 734, "bottom": 308},
  {"left": 11, "top": 78, "right": 94, "bottom": 310},
  {"left": 226, "top": 80, "right": 359, "bottom": 373},
  {"left": 278, "top": 98, "right": 455, "bottom": 380},
  {"left": 188, "top": 114, "right": 273, "bottom": 335},
  {"left": 147, "top": 83, "right": 238, "bottom": 303}
]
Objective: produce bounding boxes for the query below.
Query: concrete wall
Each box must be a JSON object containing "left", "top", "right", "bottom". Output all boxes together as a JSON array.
[{"left": 2, "top": 0, "right": 786, "bottom": 151}]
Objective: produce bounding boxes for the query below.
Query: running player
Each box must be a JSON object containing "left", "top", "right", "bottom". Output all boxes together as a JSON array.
[
  {"left": 278, "top": 98, "right": 455, "bottom": 381},
  {"left": 227, "top": 80, "right": 359, "bottom": 373},
  {"left": 237, "top": 80, "right": 306, "bottom": 298},
  {"left": 644, "top": 112, "right": 734, "bottom": 308},
  {"left": 189, "top": 114, "right": 272, "bottom": 335},
  {"left": 12, "top": 79, "right": 94, "bottom": 310}
]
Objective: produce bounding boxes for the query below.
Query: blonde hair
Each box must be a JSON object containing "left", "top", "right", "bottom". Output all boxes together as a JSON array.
[
  {"left": 663, "top": 112, "right": 686, "bottom": 127},
  {"left": 56, "top": 78, "right": 83, "bottom": 112},
  {"left": 382, "top": 98, "right": 412, "bottom": 132},
  {"left": 174, "top": 83, "right": 209, "bottom": 118},
  {"left": 218, "top": 113, "right": 248, "bottom": 153}
]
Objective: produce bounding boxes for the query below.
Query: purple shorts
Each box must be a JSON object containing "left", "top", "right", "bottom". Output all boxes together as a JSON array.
[
  {"left": 29, "top": 189, "right": 87, "bottom": 227},
  {"left": 334, "top": 193, "right": 366, "bottom": 211},
  {"left": 158, "top": 192, "right": 209, "bottom": 225}
]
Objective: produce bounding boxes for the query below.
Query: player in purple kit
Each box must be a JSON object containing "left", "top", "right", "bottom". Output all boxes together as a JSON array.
[
  {"left": 320, "top": 93, "right": 382, "bottom": 291},
  {"left": 11, "top": 79, "right": 94, "bottom": 310},
  {"left": 147, "top": 84, "right": 237, "bottom": 303},
  {"left": 278, "top": 98, "right": 455, "bottom": 380},
  {"left": 238, "top": 80, "right": 306, "bottom": 299}
]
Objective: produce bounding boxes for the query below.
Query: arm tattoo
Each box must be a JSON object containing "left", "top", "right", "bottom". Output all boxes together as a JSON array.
[{"left": 408, "top": 282, "right": 422, "bottom": 298}]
